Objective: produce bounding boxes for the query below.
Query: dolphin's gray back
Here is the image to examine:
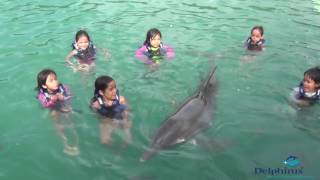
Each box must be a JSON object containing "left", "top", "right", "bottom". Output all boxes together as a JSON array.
[
  {"left": 141, "top": 66, "right": 218, "bottom": 161},
  {"left": 151, "top": 98, "right": 205, "bottom": 147},
  {"left": 150, "top": 66, "right": 217, "bottom": 147}
]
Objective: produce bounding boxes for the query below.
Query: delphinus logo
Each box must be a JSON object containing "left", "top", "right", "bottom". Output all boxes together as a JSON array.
[
  {"left": 283, "top": 155, "right": 300, "bottom": 167},
  {"left": 254, "top": 155, "right": 304, "bottom": 176}
]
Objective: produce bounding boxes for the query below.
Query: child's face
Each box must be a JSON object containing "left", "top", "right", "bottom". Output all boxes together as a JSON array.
[
  {"left": 76, "top": 35, "right": 89, "bottom": 50},
  {"left": 303, "top": 75, "right": 319, "bottom": 92},
  {"left": 101, "top": 80, "right": 117, "bottom": 100},
  {"left": 43, "top": 73, "right": 59, "bottom": 92},
  {"left": 251, "top": 29, "right": 263, "bottom": 44},
  {"left": 150, "top": 34, "right": 161, "bottom": 48}
]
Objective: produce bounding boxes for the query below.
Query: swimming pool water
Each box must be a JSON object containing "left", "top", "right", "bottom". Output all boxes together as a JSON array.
[{"left": 0, "top": 0, "right": 320, "bottom": 179}]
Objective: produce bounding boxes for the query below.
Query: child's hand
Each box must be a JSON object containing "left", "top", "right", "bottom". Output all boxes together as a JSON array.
[
  {"left": 65, "top": 50, "right": 77, "bottom": 65},
  {"left": 57, "top": 93, "right": 65, "bottom": 101},
  {"left": 65, "top": 60, "right": 74, "bottom": 66},
  {"left": 91, "top": 101, "right": 101, "bottom": 110},
  {"left": 50, "top": 94, "right": 59, "bottom": 102}
]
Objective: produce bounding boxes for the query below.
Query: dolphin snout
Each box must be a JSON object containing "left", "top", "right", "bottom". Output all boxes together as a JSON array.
[{"left": 140, "top": 148, "right": 157, "bottom": 162}]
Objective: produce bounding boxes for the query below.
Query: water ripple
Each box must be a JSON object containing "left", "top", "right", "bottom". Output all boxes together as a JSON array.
[{"left": 182, "top": 2, "right": 218, "bottom": 11}]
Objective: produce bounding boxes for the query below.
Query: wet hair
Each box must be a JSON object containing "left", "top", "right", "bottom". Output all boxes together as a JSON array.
[
  {"left": 75, "top": 30, "right": 91, "bottom": 42},
  {"left": 304, "top": 67, "right": 320, "bottom": 85},
  {"left": 143, "top": 28, "right": 162, "bottom": 46},
  {"left": 36, "top": 69, "right": 56, "bottom": 91},
  {"left": 94, "top": 75, "right": 114, "bottom": 95},
  {"left": 251, "top": 26, "right": 264, "bottom": 36}
]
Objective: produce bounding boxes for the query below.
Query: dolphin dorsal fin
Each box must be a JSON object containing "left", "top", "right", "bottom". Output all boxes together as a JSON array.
[{"left": 198, "top": 66, "right": 217, "bottom": 98}]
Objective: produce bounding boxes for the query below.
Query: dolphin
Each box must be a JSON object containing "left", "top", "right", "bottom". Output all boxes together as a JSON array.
[{"left": 140, "top": 66, "right": 218, "bottom": 161}]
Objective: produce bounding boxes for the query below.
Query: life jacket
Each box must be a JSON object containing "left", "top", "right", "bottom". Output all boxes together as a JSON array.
[
  {"left": 72, "top": 41, "right": 96, "bottom": 62},
  {"left": 93, "top": 90, "right": 127, "bottom": 119},
  {"left": 246, "top": 37, "right": 265, "bottom": 51},
  {"left": 298, "top": 82, "right": 320, "bottom": 100},
  {"left": 40, "top": 84, "right": 67, "bottom": 101},
  {"left": 144, "top": 43, "right": 167, "bottom": 62}
]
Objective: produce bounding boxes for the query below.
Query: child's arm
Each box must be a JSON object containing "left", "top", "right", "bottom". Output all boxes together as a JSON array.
[
  {"left": 261, "top": 39, "right": 266, "bottom": 50},
  {"left": 60, "top": 84, "right": 72, "bottom": 100},
  {"left": 119, "top": 96, "right": 129, "bottom": 120},
  {"left": 163, "top": 45, "right": 175, "bottom": 59},
  {"left": 96, "top": 47, "right": 112, "bottom": 60},
  {"left": 119, "top": 96, "right": 128, "bottom": 105},
  {"left": 244, "top": 37, "right": 250, "bottom": 48},
  {"left": 91, "top": 100, "right": 101, "bottom": 112},
  {"left": 135, "top": 45, "right": 153, "bottom": 64},
  {"left": 91, "top": 100, "right": 114, "bottom": 117},
  {"left": 65, "top": 50, "right": 77, "bottom": 65},
  {"left": 135, "top": 46, "right": 147, "bottom": 59},
  {"left": 38, "top": 93, "right": 58, "bottom": 108}
]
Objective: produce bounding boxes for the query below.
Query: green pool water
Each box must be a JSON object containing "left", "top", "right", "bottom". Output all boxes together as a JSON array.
[{"left": 0, "top": 0, "right": 320, "bottom": 179}]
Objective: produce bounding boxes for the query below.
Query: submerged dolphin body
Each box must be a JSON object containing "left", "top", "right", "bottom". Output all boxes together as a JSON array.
[{"left": 141, "top": 66, "right": 218, "bottom": 161}]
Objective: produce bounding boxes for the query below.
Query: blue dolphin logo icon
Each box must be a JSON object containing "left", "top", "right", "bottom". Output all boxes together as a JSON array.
[{"left": 283, "top": 155, "right": 300, "bottom": 167}]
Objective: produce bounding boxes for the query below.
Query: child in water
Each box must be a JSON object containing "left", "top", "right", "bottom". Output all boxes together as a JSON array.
[
  {"left": 292, "top": 67, "right": 320, "bottom": 106},
  {"left": 135, "top": 28, "right": 174, "bottom": 64},
  {"left": 65, "top": 30, "right": 110, "bottom": 72},
  {"left": 36, "top": 69, "right": 79, "bottom": 155},
  {"left": 90, "top": 76, "right": 132, "bottom": 146},
  {"left": 245, "top": 26, "right": 265, "bottom": 51}
]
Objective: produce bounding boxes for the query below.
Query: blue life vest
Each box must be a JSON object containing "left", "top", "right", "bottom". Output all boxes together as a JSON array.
[
  {"left": 94, "top": 90, "right": 127, "bottom": 119},
  {"left": 72, "top": 41, "right": 96, "bottom": 62},
  {"left": 297, "top": 82, "right": 320, "bottom": 100},
  {"left": 246, "top": 37, "right": 265, "bottom": 51}
]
